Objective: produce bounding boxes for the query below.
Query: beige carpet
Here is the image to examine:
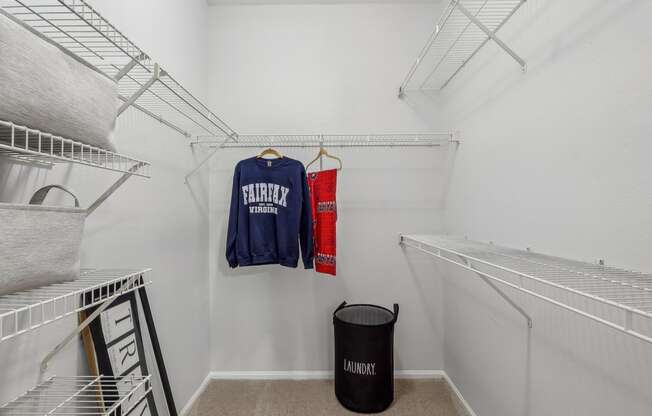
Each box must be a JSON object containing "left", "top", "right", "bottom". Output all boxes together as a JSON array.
[{"left": 188, "top": 379, "right": 463, "bottom": 416}]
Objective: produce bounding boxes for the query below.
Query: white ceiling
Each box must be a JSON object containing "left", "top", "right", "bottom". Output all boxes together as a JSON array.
[{"left": 207, "top": 0, "right": 438, "bottom": 5}]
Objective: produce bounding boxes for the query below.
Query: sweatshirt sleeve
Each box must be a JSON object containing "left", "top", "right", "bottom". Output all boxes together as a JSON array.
[
  {"left": 225, "top": 163, "right": 240, "bottom": 268},
  {"left": 300, "top": 167, "right": 314, "bottom": 269}
]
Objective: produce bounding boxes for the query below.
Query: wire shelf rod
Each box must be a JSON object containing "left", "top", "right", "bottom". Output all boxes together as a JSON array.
[
  {"left": 406, "top": 239, "right": 648, "bottom": 335},
  {"left": 448, "top": 257, "right": 652, "bottom": 315},
  {"left": 1, "top": 0, "right": 238, "bottom": 139},
  {"left": 0, "top": 119, "right": 150, "bottom": 176},
  {"left": 184, "top": 133, "right": 457, "bottom": 183},
  {"left": 11, "top": 0, "right": 103, "bottom": 61},
  {"left": 0, "top": 375, "right": 152, "bottom": 416},
  {"left": 399, "top": 0, "right": 526, "bottom": 95},
  {"left": 192, "top": 133, "right": 456, "bottom": 148},
  {"left": 399, "top": 235, "right": 652, "bottom": 344},
  {"left": 0, "top": 269, "right": 152, "bottom": 343},
  {"left": 418, "top": 0, "right": 489, "bottom": 89},
  {"left": 125, "top": 77, "right": 216, "bottom": 137},
  {"left": 472, "top": 248, "right": 652, "bottom": 296},
  {"left": 438, "top": 0, "right": 526, "bottom": 88}
]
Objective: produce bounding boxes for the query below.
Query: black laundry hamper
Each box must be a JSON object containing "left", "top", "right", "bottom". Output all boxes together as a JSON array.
[{"left": 333, "top": 301, "right": 399, "bottom": 413}]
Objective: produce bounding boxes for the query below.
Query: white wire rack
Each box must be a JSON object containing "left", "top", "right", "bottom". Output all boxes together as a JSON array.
[
  {"left": 0, "top": 120, "right": 150, "bottom": 177},
  {"left": 0, "top": 269, "right": 151, "bottom": 343},
  {"left": 0, "top": 375, "right": 152, "bottom": 416},
  {"left": 193, "top": 133, "right": 456, "bottom": 148},
  {"left": 399, "top": 0, "right": 526, "bottom": 95},
  {"left": 184, "top": 133, "right": 457, "bottom": 183},
  {"left": 0, "top": 0, "right": 237, "bottom": 139},
  {"left": 400, "top": 235, "right": 652, "bottom": 345}
]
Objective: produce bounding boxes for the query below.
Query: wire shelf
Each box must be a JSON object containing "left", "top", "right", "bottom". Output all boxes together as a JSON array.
[
  {"left": 0, "top": 269, "right": 151, "bottom": 343},
  {"left": 0, "top": 0, "right": 237, "bottom": 139},
  {"left": 0, "top": 120, "right": 150, "bottom": 176},
  {"left": 0, "top": 375, "right": 152, "bottom": 416},
  {"left": 194, "top": 133, "right": 456, "bottom": 148},
  {"left": 400, "top": 235, "right": 652, "bottom": 344},
  {"left": 400, "top": 0, "right": 526, "bottom": 94}
]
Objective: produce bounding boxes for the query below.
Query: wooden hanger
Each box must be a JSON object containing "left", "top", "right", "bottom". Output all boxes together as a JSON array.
[
  {"left": 257, "top": 148, "right": 283, "bottom": 159},
  {"left": 306, "top": 147, "right": 343, "bottom": 171}
]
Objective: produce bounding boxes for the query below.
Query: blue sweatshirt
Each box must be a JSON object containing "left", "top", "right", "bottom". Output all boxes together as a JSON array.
[{"left": 226, "top": 157, "right": 314, "bottom": 269}]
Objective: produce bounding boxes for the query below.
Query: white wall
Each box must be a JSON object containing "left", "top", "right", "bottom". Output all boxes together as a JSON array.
[
  {"left": 0, "top": 0, "right": 212, "bottom": 410},
  {"left": 205, "top": 2, "right": 449, "bottom": 373},
  {"left": 5, "top": 0, "right": 650, "bottom": 414},
  {"left": 407, "top": 0, "right": 652, "bottom": 415}
]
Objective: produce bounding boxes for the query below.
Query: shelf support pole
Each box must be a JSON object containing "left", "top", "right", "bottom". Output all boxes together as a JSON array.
[
  {"left": 40, "top": 297, "right": 119, "bottom": 373},
  {"left": 458, "top": 255, "right": 533, "bottom": 328},
  {"left": 454, "top": 1, "right": 526, "bottom": 70},
  {"left": 184, "top": 134, "right": 238, "bottom": 184},
  {"left": 114, "top": 53, "right": 147, "bottom": 81},
  {"left": 118, "top": 96, "right": 191, "bottom": 138},
  {"left": 399, "top": 235, "right": 532, "bottom": 328},
  {"left": 118, "top": 63, "right": 160, "bottom": 115},
  {"left": 39, "top": 273, "right": 150, "bottom": 374},
  {"left": 87, "top": 162, "right": 146, "bottom": 216}
]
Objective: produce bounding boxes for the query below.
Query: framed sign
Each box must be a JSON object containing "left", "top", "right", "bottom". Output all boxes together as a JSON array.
[
  {"left": 82, "top": 292, "right": 158, "bottom": 416},
  {"left": 81, "top": 282, "right": 177, "bottom": 416}
]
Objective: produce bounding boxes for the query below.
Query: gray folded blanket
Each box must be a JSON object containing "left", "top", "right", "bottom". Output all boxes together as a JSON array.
[{"left": 0, "top": 10, "right": 118, "bottom": 151}]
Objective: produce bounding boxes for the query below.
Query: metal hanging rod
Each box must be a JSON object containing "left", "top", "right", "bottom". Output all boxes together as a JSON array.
[
  {"left": 399, "top": 235, "right": 652, "bottom": 345},
  {"left": 0, "top": 375, "right": 152, "bottom": 416},
  {"left": 1, "top": 0, "right": 238, "bottom": 139},
  {"left": 399, "top": 0, "right": 527, "bottom": 96},
  {"left": 184, "top": 133, "right": 457, "bottom": 184},
  {"left": 191, "top": 133, "right": 456, "bottom": 148}
]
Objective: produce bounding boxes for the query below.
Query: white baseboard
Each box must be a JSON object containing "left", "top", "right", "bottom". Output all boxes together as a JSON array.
[
  {"left": 179, "top": 370, "right": 475, "bottom": 416},
  {"left": 179, "top": 373, "right": 212, "bottom": 416},
  {"left": 209, "top": 370, "right": 333, "bottom": 380},
  {"left": 395, "top": 370, "right": 446, "bottom": 379},
  {"left": 207, "top": 370, "right": 445, "bottom": 380},
  {"left": 441, "top": 372, "right": 478, "bottom": 416}
]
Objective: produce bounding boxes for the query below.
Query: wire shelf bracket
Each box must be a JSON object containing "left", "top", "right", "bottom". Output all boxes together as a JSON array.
[
  {"left": 399, "top": 235, "right": 652, "bottom": 345},
  {"left": 460, "top": 252, "right": 532, "bottom": 327},
  {"left": 118, "top": 63, "right": 160, "bottom": 116},
  {"left": 184, "top": 133, "right": 457, "bottom": 184},
  {"left": 0, "top": 375, "right": 152, "bottom": 416},
  {"left": 399, "top": 0, "right": 527, "bottom": 96},
  {"left": 1, "top": 0, "right": 238, "bottom": 139},
  {"left": 115, "top": 53, "right": 147, "bottom": 82}
]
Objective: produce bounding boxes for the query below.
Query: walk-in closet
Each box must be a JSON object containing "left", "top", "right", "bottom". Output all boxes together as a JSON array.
[{"left": 0, "top": 1, "right": 650, "bottom": 415}]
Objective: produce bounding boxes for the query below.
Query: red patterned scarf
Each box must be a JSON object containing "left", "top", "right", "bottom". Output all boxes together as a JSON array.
[{"left": 307, "top": 169, "right": 337, "bottom": 276}]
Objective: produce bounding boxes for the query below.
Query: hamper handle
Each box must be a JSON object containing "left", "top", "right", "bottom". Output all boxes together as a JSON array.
[
  {"left": 393, "top": 304, "right": 399, "bottom": 323},
  {"left": 336, "top": 301, "right": 347, "bottom": 312},
  {"left": 29, "top": 185, "right": 80, "bottom": 208}
]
